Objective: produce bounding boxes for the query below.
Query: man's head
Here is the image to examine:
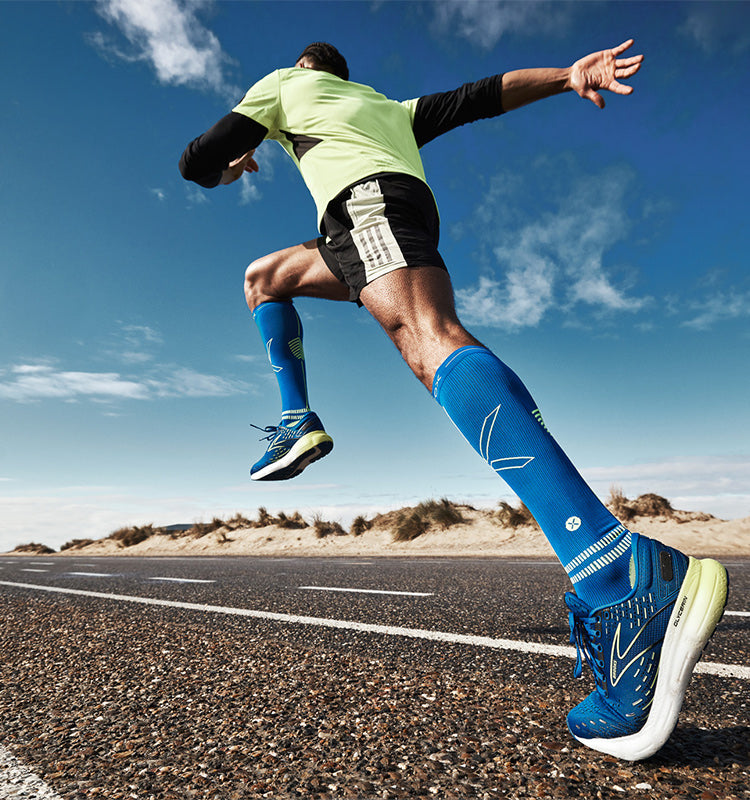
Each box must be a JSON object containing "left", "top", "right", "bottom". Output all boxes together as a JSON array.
[{"left": 295, "top": 42, "right": 349, "bottom": 81}]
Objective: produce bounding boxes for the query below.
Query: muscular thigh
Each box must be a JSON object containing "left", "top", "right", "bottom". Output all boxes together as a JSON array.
[{"left": 244, "top": 239, "right": 349, "bottom": 309}]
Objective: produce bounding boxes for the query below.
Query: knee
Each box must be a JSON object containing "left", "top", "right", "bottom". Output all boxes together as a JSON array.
[{"left": 244, "top": 254, "right": 281, "bottom": 311}]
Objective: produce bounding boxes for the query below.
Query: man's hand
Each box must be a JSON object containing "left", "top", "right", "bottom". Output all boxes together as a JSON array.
[
  {"left": 568, "top": 39, "right": 643, "bottom": 109},
  {"left": 220, "top": 150, "right": 259, "bottom": 185}
]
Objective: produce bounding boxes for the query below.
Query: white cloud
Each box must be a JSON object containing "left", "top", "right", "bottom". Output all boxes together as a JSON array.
[
  {"left": 104, "top": 322, "right": 164, "bottom": 365},
  {"left": 186, "top": 184, "right": 209, "bottom": 206},
  {"left": 146, "top": 367, "right": 248, "bottom": 398},
  {"left": 92, "top": 0, "right": 238, "bottom": 96},
  {"left": 582, "top": 455, "right": 750, "bottom": 521},
  {"left": 681, "top": 289, "right": 750, "bottom": 331},
  {"left": 456, "top": 166, "right": 648, "bottom": 329},
  {"left": 0, "top": 362, "right": 248, "bottom": 403},
  {"left": 239, "top": 172, "right": 262, "bottom": 205},
  {"left": 433, "top": 0, "right": 573, "bottom": 49},
  {"left": 0, "top": 491, "right": 207, "bottom": 553},
  {"left": 0, "top": 364, "right": 149, "bottom": 402},
  {"left": 150, "top": 187, "right": 166, "bottom": 201},
  {"left": 679, "top": 5, "right": 750, "bottom": 56},
  {"left": 120, "top": 323, "right": 163, "bottom": 347}
]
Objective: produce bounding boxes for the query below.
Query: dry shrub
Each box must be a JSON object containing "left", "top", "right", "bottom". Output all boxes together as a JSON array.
[
  {"left": 11, "top": 542, "right": 55, "bottom": 554},
  {"left": 392, "top": 509, "right": 428, "bottom": 542},
  {"left": 108, "top": 524, "right": 156, "bottom": 548},
  {"left": 276, "top": 511, "right": 307, "bottom": 530},
  {"left": 59, "top": 538, "right": 94, "bottom": 551},
  {"left": 496, "top": 501, "right": 537, "bottom": 529},
  {"left": 386, "top": 498, "right": 469, "bottom": 542},
  {"left": 350, "top": 515, "right": 371, "bottom": 537},
  {"left": 607, "top": 487, "right": 675, "bottom": 520},
  {"left": 608, "top": 485, "right": 633, "bottom": 520},
  {"left": 418, "top": 498, "right": 466, "bottom": 530},
  {"left": 631, "top": 493, "right": 674, "bottom": 517},
  {"left": 190, "top": 518, "right": 225, "bottom": 538},
  {"left": 225, "top": 513, "right": 253, "bottom": 530},
  {"left": 256, "top": 507, "right": 274, "bottom": 527},
  {"left": 312, "top": 514, "right": 345, "bottom": 538}
]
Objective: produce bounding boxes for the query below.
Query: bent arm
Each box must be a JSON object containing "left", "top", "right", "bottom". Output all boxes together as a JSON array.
[{"left": 179, "top": 112, "right": 268, "bottom": 187}]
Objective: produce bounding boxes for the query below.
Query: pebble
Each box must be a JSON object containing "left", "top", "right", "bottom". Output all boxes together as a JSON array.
[{"left": 0, "top": 592, "right": 748, "bottom": 800}]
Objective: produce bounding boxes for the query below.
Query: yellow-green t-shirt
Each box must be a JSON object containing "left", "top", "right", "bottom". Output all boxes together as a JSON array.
[{"left": 233, "top": 67, "right": 425, "bottom": 227}]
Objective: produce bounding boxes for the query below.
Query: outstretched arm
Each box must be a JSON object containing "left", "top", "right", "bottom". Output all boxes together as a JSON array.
[
  {"left": 501, "top": 39, "right": 643, "bottom": 112},
  {"left": 409, "top": 40, "right": 642, "bottom": 147}
]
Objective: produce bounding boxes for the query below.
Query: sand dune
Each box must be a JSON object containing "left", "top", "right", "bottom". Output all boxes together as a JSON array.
[{"left": 11, "top": 505, "right": 748, "bottom": 558}]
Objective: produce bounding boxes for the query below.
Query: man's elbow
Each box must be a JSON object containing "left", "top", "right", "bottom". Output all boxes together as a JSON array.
[
  {"left": 178, "top": 148, "right": 221, "bottom": 188},
  {"left": 178, "top": 151, "right": 193, "bottom": 181}
]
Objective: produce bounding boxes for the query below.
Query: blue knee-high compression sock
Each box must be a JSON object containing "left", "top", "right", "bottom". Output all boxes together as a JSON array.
[
  {"left": 252, "top": 301, "right": 309, "bottom": 419},
  {"left": 433, "top": 346, "right": 631, "bottom": 606}
]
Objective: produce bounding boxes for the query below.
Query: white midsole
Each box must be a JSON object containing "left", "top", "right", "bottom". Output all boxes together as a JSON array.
[
  {"left": 575, "top": 556, "right": 728, "bottom": 761},
  {"left": 251, "top": 431, "right": 332, "bottom": 480}
]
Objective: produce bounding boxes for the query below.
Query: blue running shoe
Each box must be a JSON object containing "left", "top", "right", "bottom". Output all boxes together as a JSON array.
[
  {"left": 250, "top": 411, "right": 333, "bottom": 481},
  {"left": 566, "top": 532, "right": 728, "bottom": 761}
]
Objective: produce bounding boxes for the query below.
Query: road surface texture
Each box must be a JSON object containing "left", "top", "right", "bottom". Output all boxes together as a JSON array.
[{"left": 1, "top": 555, "right": 747, "bottom": 799}]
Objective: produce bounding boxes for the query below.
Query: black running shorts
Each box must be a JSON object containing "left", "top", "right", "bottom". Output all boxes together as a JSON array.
[{"left": 317, "top": 172, "right": 447, "bottom": 303}]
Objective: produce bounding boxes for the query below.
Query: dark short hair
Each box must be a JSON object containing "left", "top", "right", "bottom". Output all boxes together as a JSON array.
[{"left": 296, "top": 42, "right": 349, "bottom": 81}]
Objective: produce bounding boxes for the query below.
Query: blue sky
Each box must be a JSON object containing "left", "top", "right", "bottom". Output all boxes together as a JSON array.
[{"left": 1, "top": 1, "right": 749, "bottom": 551}]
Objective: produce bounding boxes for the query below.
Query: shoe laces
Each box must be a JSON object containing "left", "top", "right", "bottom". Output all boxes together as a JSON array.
[
  {"left": 250, "top": 423, "right": 289, "bottom": 441},
  {"left": 566, "top": 594, "right": 605, "bottom": 689}
]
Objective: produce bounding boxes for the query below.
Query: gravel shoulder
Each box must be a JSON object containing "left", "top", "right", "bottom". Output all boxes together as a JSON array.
[{"left": 0, "top": 587, "right": 747, "bottom": 800}]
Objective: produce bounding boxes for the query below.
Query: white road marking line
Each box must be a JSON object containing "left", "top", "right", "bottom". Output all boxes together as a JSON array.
[
  {"left": 1, "top": 579, "right": 748, "bottom": 680},
  {"left": 725, "top": 610, "right": 749, "bottom": 617},
  {"left": 65, "top": 572, "right": 116, "bottom": 578},
  {"left": 150, "top": 577, "right": 216, "bottom": 584},
  {"left": 299, "top": 585, "right": 433, "bottom": 597},
  {"left": 29, "top": 561, "right": 55, "bottom": 565},
  {"left": 0, "top": 744, "right": 65, "bottom": 800},
  {"left": 20, "top": 569, "right": 49, "bottom": 573}
]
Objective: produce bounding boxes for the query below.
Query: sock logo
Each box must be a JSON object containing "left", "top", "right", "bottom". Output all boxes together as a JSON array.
[
  {"left": 289, "top": 337, "right": 305, "bottom": 361},
  {"left": 532, "top": 408, "right": 548, "bottom": 432},
  {"left": 479, "top": 405, "right": 534, "bottom": 472},
  {"left": 566, "top": 516, "right": 582, "bottom": 532},
  {"left": 265, "top": 338, "right": 283, "bottom": 373}
]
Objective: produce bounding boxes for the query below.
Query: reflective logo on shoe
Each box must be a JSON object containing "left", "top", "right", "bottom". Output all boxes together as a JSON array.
[{"left": 609, "top": 608, "right": 667, "bottom": 687}]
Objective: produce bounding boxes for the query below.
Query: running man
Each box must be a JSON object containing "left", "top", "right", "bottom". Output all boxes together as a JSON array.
[{"left": 179, "top": 41, "right": 728, "bottom": 760}]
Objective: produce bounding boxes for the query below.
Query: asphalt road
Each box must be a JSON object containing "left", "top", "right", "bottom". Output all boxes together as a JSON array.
[{"left": 0, "top": 555, "right": 748, "bottom": 799}]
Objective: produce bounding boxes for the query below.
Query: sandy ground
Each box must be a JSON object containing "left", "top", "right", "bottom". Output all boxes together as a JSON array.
[{"left": 13, "top": 508, "right": 749, "bottom": 558}]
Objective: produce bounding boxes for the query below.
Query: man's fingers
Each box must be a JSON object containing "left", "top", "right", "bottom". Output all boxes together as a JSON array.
[
  {"left": 611, "top": 38, "right": 635, "bottom": 56},
  {"left": 615, "top": 61, "right": 642, "bottom": 79},
  {"left": 609, "top": 80, "right": 634, "bottom": 96},
  {"left": 584, "top": 88, "right": 605, "bottom": 109},
  {"left": 616, "top": 54, "right": 643, "bottom": 68}
]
